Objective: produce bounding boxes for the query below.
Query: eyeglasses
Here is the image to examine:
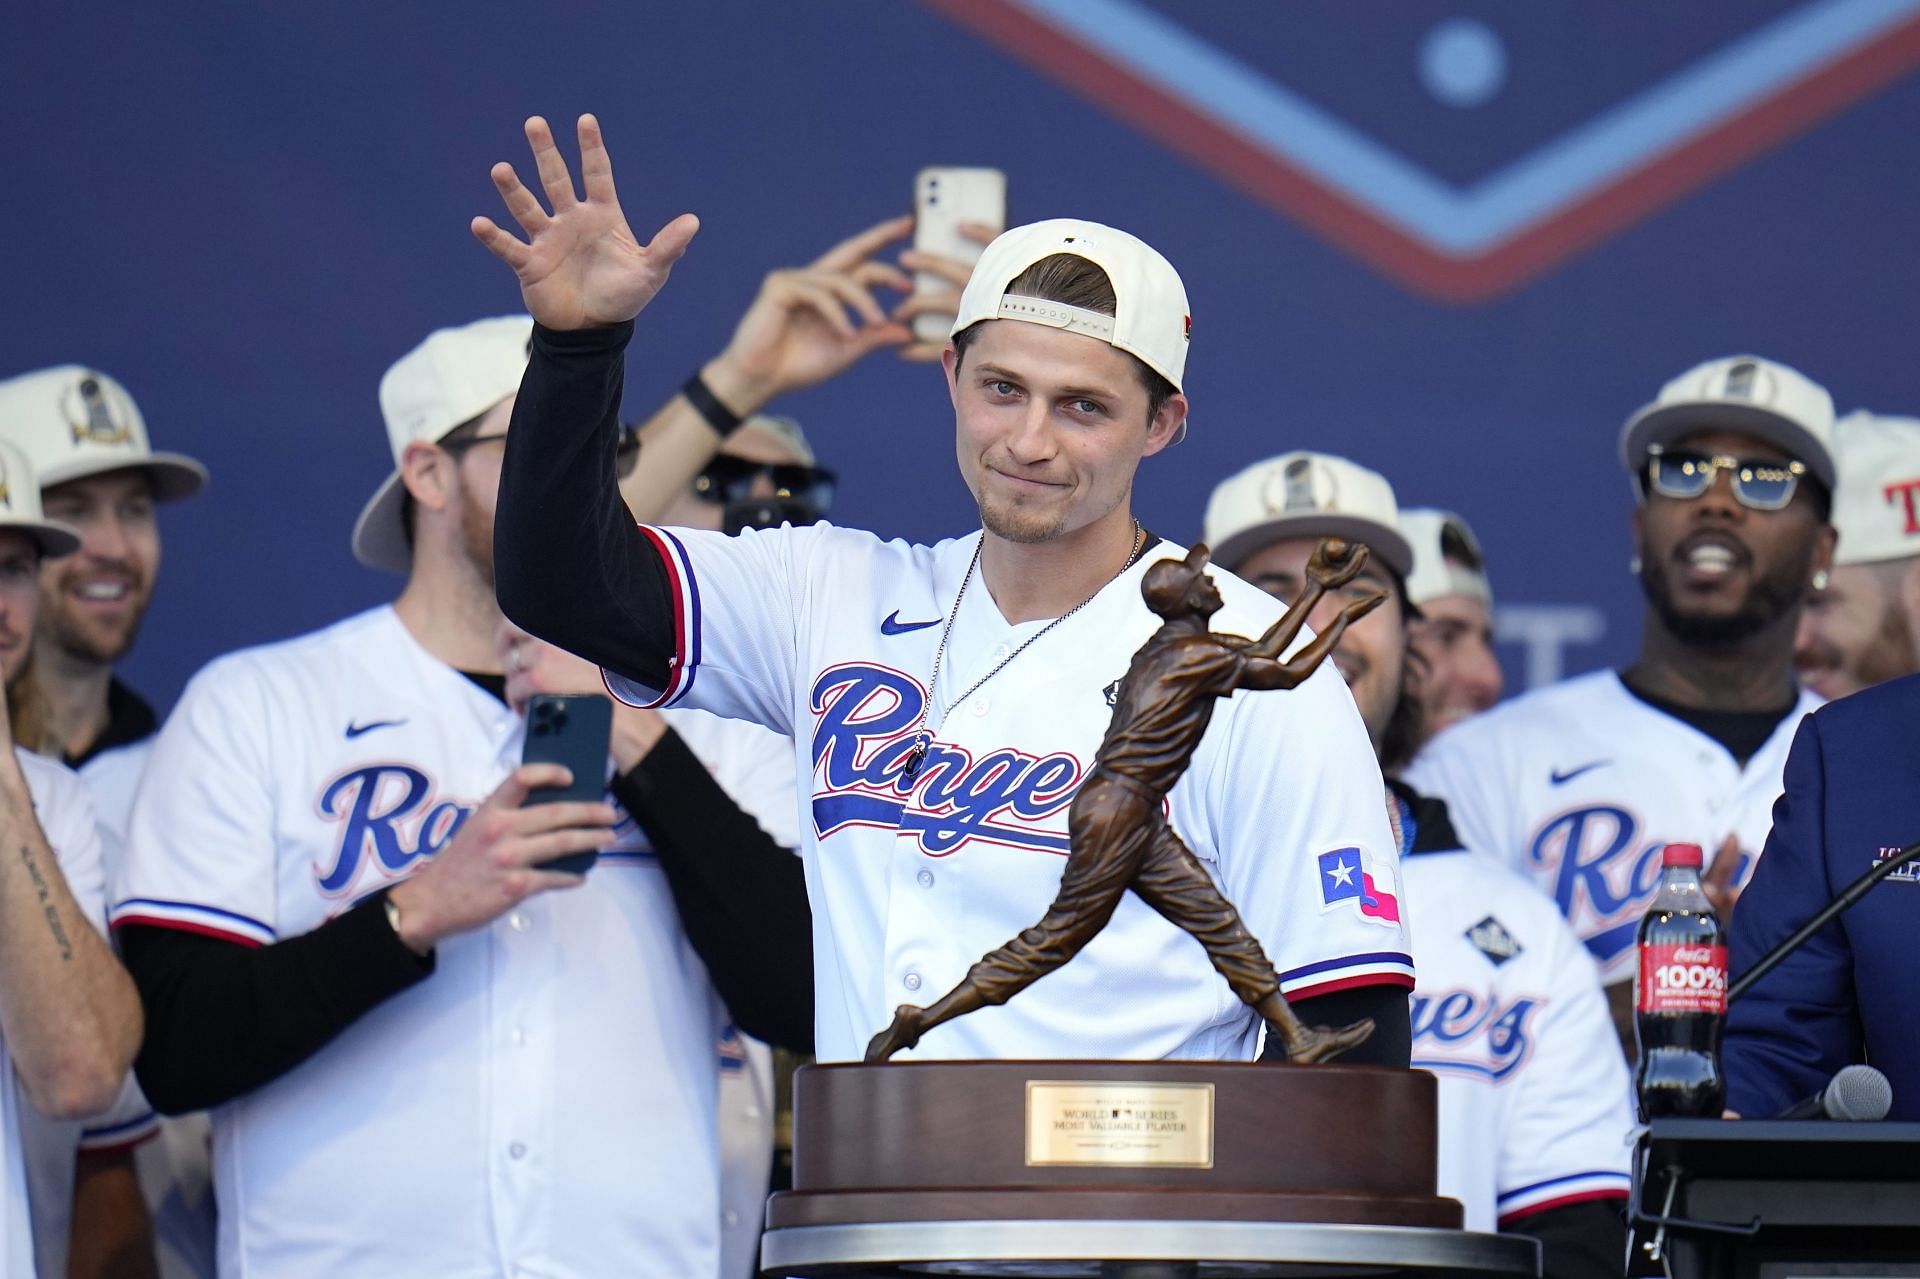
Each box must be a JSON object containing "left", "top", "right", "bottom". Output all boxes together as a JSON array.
[
  {"left": 440, "top": 425, "right": 642, "bottom": 480},
  {"left": 693, "top": 455, "right": 836, "bottom": 510},
  {"left": 1645, "top": 445, "right": 1806, "bottom": 512}
]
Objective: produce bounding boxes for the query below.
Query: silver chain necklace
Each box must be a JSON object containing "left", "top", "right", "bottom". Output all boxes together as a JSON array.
[{"left": 900, "top": 520, "right": 1146, "bottom": 781}]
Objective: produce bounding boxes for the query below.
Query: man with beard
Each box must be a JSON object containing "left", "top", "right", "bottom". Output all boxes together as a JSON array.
[
  {"left": 0, "top": 364, "right": 212, "bottom": 1278},
  {"left": 1205, "top": 451, "right": 1632, "bottom": 1279},
  {"left": 108, "top": 317, "right": 746, "bottom": 1275},
  {"left": 1409, "top": 356, "right": 1836, "bottom": 1051},
  {"left": 1399, "top": 509, "right": 1503, "bottom": 757},
  {"left": 1794, "top": 410, "right": 1920, "bottom": 699}
]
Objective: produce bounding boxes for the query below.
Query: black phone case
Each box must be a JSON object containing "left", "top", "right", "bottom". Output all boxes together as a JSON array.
[{"left": 521, "top": 693, "right": 614, "bottom": 874}]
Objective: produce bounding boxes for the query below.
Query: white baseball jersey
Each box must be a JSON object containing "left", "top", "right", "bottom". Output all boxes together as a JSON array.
[
  {"left": 1405, "top": 670, "right": 1819, "bottom": 983},
  {"left": 0, "top": 749, "right": 114, "bottom": 1277},
  {"left": 666, "top": 707, "right": 799, "bottom": 1279},
  {"left": 606, "top": 523, "right": 1414, "bottom": 1065},
  {"left": 1399, "top": 807, "right": 1632, "bottom": 1230},
  {"left": 110, "top": 606, "right": 726, "bottom": 1279}
]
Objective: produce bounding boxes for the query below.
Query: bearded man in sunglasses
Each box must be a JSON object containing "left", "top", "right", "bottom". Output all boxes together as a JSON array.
[{"left": 1408, "top": 356, "right": 1837, "bottom": 1054}]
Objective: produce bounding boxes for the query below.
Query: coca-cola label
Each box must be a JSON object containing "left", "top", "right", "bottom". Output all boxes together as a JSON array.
[{"left": 1638, "top": 943, "right": 1729, "bottom": 1014}]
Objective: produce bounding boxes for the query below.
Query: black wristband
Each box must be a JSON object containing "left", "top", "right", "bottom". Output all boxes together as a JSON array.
[{"left": 682, "top": 371, "right": 745, "bottom": 436}]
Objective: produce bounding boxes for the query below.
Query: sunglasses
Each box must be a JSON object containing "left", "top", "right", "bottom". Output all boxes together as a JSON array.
[
  {"left": 1645, "top": 445, "right": 1806, "bottom": 512},
  {"left": 441, "top": 424, "right": 643, "bottom": 480},
  {"left": 693, "top": 455, "right": 836, "bottom": 510}
]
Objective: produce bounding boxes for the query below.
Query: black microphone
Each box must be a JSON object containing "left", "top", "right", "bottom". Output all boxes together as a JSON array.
[{"left": 1773, "top": 1064, "right": 1893, "bottom": 1120}]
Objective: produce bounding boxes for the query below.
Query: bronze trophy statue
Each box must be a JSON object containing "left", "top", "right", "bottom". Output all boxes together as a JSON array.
[
  {"left": 866, "top": 536, "right": 1386, "bottom": 1065},
  {"left": 761, "top": 537, "right": 1538, "bottom": 1278}
]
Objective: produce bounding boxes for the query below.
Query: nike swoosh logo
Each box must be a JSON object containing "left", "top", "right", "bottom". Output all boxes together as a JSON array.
[
  {"left": 1550, "top": 760, "right": 1610, "bottom": 785},
  {"left": 345, "top": 719, "right": 408, "bottom": 739},
  {"left": 881, "top": 611, "right": 942, "bottom": 636}
]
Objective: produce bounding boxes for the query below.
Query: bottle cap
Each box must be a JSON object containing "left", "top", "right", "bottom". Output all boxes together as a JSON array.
[{"left": 1661, "top": 842, "right": 1704, "bottom": 868}]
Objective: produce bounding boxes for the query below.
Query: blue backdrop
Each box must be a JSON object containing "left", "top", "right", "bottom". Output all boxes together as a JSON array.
[{"left": 8, "top": 1, "right": 1918, "bottom": 712}]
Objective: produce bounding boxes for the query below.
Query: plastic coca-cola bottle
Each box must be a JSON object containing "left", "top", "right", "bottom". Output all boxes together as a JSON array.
[{"left": 1634, "top": 842, "right": 1728, "bottom": 1119}]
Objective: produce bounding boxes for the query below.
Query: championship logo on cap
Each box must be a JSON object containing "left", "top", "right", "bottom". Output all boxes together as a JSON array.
[
  {"left": 0, "top": 455, "right": 11, "bottom": 510},
  {"left": 1720, "top": 359, "right": 1764, "bottom": 402},
  {"left": 64, "top": 374, "right": 133, "bottom": 446},
  {"left": 1281, "top": 456, "right": 1322, "bottom": 511}
]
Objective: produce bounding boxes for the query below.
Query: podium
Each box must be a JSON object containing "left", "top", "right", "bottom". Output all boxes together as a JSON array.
[
  {"left": 1631, "top": 1119, "right": 1920, "bottom": 1277},
  {"left": 760, "top": 1061, "right": 1539, "bottom": 1277}
]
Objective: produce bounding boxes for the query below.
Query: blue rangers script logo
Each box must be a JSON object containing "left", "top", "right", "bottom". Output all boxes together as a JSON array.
[
  {"left": 809, "top": 664, "right": 1082, "bottom": 857},
  {"left": 1530, "top": 804, "right": 1752, "bottom": 967},
  {"left": 1410, "top": 988, "right": 1541, "bottom": 1083},
  {"left": 314, "top": 763, "right": 639, "bottom": 894}
]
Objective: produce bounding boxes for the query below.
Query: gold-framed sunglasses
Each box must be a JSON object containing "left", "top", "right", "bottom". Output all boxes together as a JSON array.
[{"left": 1645, "top": 444, "right": 1805, "bottom": 512}]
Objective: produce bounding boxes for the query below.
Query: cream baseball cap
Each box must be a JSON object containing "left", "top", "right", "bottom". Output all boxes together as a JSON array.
[
  {"left": 1619, "top": 355, "right": 1836, "bottom": 491},
  {"left": 951, "top": 218, "right": 1192, "bottom": 442},
  {"left": 0, "top": 440, "right": 80, "bottom": 558},
  {"left": 352, "top": 315, "right": 533, "bottom": 575},
  {"left": 1830, "top": 410, "right": 1920, "bottom": 567},
  {"left": 1203, "top": 451, "right": 1414, "bottom": 579},
  {"left": 0, "top": 365, "right": 208, "bottom": 500},
  {"left": 1401, "top": 508, "right": 1492, "bottom": 606}
]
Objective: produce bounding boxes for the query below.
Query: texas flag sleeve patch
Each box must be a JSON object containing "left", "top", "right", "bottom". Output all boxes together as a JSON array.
[{"left": 1317, "top": 847, "right": 1401, "bottom": 925}]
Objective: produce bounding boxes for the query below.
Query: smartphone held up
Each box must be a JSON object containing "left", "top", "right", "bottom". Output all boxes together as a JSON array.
[
  {"left": 521, "top": 692, "right": 614, "bottom": 875},
  {"left": 911, "top": 166, "right": 1007, "bottom": 343}
]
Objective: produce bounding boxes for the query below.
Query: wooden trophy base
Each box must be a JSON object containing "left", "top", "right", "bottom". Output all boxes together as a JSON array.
[{"left": 762, "top": 1061, "right": 1537, "bottom": 1277}]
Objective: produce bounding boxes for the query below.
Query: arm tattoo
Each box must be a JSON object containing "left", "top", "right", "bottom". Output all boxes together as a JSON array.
[{"left": 18, "top": 844, "right": 74, "bottom": 962}]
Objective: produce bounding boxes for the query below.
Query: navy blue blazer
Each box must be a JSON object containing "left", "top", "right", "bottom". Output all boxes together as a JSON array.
[{"left": 1725, "top": 672, "right": 1920, "bottom": 1120}]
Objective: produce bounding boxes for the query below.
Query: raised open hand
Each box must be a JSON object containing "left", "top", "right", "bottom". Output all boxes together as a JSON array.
[
  {"left": 701, "top": 216, "right": 916, "bottom": 415},
  {"left": 472, "top": 115, "right": 699, "bottom": 331},
  {"left": 1306, "top": 537, "right": 1371, "bottom": 592}
]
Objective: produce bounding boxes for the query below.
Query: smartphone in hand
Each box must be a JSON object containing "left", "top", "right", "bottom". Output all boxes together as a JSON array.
[
  {"left": 912, "top": 166, "right": 1007, "bottom": 343},
  {"left": 521, "top": 693, "right": 614, "bottom": 874}
]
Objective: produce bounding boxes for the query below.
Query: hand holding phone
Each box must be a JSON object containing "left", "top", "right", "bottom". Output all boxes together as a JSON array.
[
  {"left": 521, "top": 693, "right": 615, "bottom": 874},
  {"left": 904, "top": 166, "right": 1007, "bottom": 349}
]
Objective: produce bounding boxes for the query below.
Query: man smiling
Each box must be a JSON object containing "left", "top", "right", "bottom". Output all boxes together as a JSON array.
[
  {"left": 1409, "top": 355, "right": 1835, "bottom": 1051},
  {"left": 482, "top": 115, "right": 1412, "bottom": 1066}
]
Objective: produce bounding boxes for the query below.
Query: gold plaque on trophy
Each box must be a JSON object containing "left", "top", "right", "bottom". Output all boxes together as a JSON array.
[{"left": 1024, "top": 1080, "right": 1216, "bottom": 1168}]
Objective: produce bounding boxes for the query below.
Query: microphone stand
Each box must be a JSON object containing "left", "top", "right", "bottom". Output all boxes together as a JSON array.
[{"left": 1729, "top": 838, "right": 1920, "bottom": 1003}]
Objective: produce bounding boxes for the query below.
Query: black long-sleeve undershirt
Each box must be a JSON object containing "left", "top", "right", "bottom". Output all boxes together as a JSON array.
[
  {"left": 119, "top": 893, "right": 432, "bottom": 1114},
  {"left": 613, "top": 729, "right": 814, "bottom": 1051},
  {"left": 1508, "top": 1199, "right": 1628, "bottom": 1279},
  {"left": 495, "top": 321, "right": 677, "bottom": 691}
]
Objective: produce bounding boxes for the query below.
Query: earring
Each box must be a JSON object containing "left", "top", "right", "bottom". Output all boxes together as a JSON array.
[
  {"left": 1629, "top": 555, "right": 1642, "bottom": 576},
  {"left": 1812, "top": 568, "right": 1830, "bottom": 591}
]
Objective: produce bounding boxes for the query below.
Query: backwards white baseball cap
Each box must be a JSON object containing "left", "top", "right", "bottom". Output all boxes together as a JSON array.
[
  {"left": 0, "top": 440, "right": 81, "bottom": 559},
  {"left": 352, "top": 315, "right": 533, "bottom": 575},
  {"left": 1203, "top": 451, "right": 1415, "bottom": 580},
  {"left": 951, "top": 218, "right": 1193, "bottom": 442},
  {"left": 0, "top": 365, "right": 208, "bottom": 501},
  {"left": 1830, "top": 410, "right": 1920, "bottom": 567},
  {"left": 1619, "top": 355, "right": 1837, "bottom": 492},
  {"left": 1401, "top": 508, "right": 1493, "bottom": 607}
]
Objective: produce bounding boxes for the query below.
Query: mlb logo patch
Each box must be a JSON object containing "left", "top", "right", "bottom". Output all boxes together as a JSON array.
[
  {"left": 1466, "top": 915, "right": 1522, "bottom": 966},
  {"left": 1317, "top": 847, "right": 1400, "bottom": 925}
]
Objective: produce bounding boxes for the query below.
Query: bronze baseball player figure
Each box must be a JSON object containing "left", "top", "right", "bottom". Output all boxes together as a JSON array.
[{"left": 866, "top": 537, "right": 1389, "bottom": 1063}]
